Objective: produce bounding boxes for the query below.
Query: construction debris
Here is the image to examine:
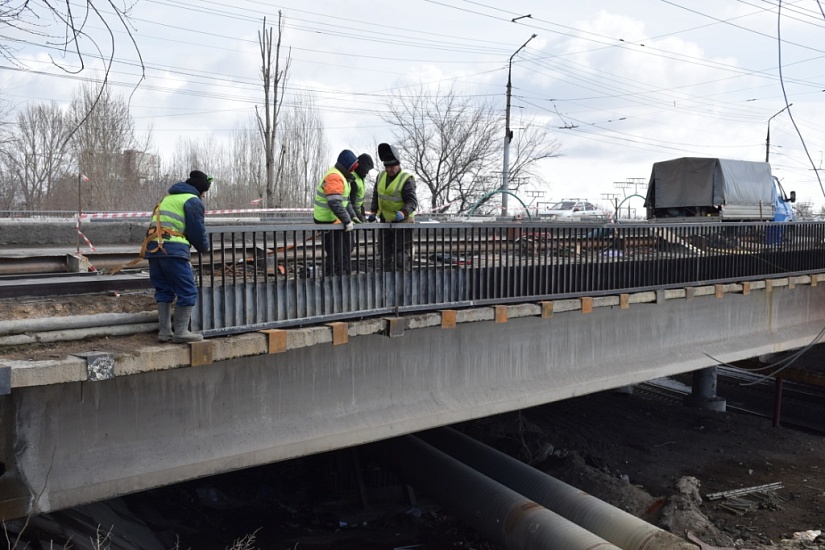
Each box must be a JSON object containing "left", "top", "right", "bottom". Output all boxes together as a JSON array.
[{"left": 706, "top": 482, "right": 785, "bottom": 516}]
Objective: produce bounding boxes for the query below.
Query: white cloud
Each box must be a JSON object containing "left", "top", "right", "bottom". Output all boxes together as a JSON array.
[{"left": 3, "top": 0, "right": 824, "bottom": 208}]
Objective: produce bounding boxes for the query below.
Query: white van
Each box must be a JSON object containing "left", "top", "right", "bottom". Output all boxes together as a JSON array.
[{"left": 537, "top": 199, "right": 607, "bottom": 220}]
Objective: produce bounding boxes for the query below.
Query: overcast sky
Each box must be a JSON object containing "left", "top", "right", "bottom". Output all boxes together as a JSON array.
[{"left": 4, "top": 0, "right": 825, "bottom": 214}]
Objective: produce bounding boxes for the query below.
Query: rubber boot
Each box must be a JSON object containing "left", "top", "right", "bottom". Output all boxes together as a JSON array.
[
  {"left": 157, "top": 302, "right": 173, "bottom": 342},
  {"left": 172, "top": 305, "right": 203, "bottom": 343}
]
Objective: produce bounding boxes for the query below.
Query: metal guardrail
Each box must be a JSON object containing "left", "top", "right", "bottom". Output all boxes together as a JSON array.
[{"left": 193, "top": 220, "right": 825, "bottom": 336}]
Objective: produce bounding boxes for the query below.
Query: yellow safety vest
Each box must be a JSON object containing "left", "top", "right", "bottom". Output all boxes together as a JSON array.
[
  {"left": 353, "top": 172, "right": 366, "bottom": 211},
  {"left": 377, "top": 170, "right": 414, "bottom": 221},
  {"left": 313, "top": 167, "right": 351, "bottom": 222},
  {"left": 151, "top": 193, "right": 196, "bottom": 246}
]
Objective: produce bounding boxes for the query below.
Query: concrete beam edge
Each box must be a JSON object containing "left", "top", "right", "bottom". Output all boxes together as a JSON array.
[{"left": 3, "top": 273, "right": 819, "bottom": 388}]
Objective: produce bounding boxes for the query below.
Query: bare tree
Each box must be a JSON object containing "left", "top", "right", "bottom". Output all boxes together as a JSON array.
[
  {"left": 506, "top": 118, "right": 562, "bottom": 195},
  {"left": 163, "top": 135, "right": 226, "bottom": 208},
  {"left": 0, "top": 102, "right": 71, "bottom": 211},
  {"left": 276, "top": 91, "right": 328, "bottom": 208},
  {"left": 383, "top": 84, "right": 499, "bottom": 213},
  {"left": 0, "top": 89, "right": 18, "bottom": 209},
  {"left": 1, "top": 1, "right": 145, "bottom": 157},
  {"left": 69, "top": 81, "right": 147, "bottom": 211},
  {"left": 384, "top": 84, "right": 561, "bottom": 214},
  {"left": 256, "top": 13, "right": 291, "bottom": 208},
  {"left": 229, "top": 120, "right": 266, "bottom": 208},
  {"left": 794, "top": 200, "right": 814, "bottom": 220}
]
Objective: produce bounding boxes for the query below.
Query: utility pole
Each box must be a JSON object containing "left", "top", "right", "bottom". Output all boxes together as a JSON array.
[
  {"left": 766, "top": 104, "right": 792, "bottom": 163},
  {"left": 501, "top": 33, "right": 537, "bottom": 217}
]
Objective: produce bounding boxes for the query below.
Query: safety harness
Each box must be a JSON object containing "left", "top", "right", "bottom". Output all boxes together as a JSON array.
[{"left": 106, "top": 202, "right": 187, "bottom": 275}]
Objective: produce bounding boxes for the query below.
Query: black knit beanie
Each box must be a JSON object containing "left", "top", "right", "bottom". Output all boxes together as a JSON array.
[{"left": 186, "top": 170, "right": 211, "bottom": 194}]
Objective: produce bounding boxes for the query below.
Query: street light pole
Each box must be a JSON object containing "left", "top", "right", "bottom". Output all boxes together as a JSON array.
[
  {"left": 766, "top": 104, "right": 792, "bottom": 163},
  {"left": 501, "top": 33, "right": 537, "bottom": 217}
]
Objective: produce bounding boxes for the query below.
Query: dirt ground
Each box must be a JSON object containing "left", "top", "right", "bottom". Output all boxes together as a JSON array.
[
  {"left": 0, "top": 291, "right": 164, "bottom": 360},
  {"left": 464, "top": 392, "right": 825, "bottom": 549},
  {"left": 2, "top": 292, "right": 825, "bottom": 549},
  {"left": 2, "top": 291, "right": 158, "bottom": 319},
  {"left": 112, "top": 392, "right": 825, "bottom": 550}
]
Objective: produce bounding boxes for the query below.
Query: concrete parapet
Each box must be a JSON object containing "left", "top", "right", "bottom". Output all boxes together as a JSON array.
[
  {"left": 0, "top": 220, "right": 147, "bottom": 246},
  {"left": 406, "top": 313, "right": 442, "bottom": 330},
  {"left": 552, "top": 298, "right": 586, "bottom": 312},
  {"left": 286, "top": 326, "right": 332, "bottom": 349},
  {"left": 115, "top": 345, "right": 191, "bottom": 376},
  {"left": 2, "top": 275, "right": 824, "bottom": 392},
  {"left": 456, "top": 308, "right": 495, "bottom": 323},
  {"left": 9, "top": 357, "right": 87, "bottom": 387},
  {"left": 212, "top": 333, "right": 267, "bottom": 361},
  {"left": 593, "top": 296, "right": 619, "bottom": 308},
  {"left": 507, "top": 304, "right": 540, "bottom": 318}
]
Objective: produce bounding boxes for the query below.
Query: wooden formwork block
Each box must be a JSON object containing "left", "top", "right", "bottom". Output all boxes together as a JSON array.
[
  {"left": 766, "top": 279, "right": 774, "bottom": 293},
  {"left": 190, "top": 340, "right": 214, "bottom": 367},
  {"left": 327, "top": 322, "right": 349, "bottom": 346},
  {"left": 685, "top": 287, "right": 696, "bottom": 301},
  {"left": 715, "top": 285, "right": 723, "bottom": 299},
  {"left": 620, "top": 294, "right": 629, "bottom": 310},
  {"left": 581, "top": 297, "right": 593, "bottom": 314},
  {"left": 494, "top": 305, "right": 508, "bottom": 323},
  {"left": 441, "top": 310, "right": 457, "bottom": 329},
  {"left": 742, "top": 282, "right": 750, "bottom": 295},
  {"left": 262, "top": 329, "right": 288, "bottom": 354},
  {"left": 540, "top": 301, "right": 554, "bottom": 319},
  {"left": 788, "top": 277, "right": 796, "bottom": 290}
]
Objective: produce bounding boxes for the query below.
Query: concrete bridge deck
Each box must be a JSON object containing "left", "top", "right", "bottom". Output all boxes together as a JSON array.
[{"left": 3, "top": 274, "right": 825, "bottom": 520}]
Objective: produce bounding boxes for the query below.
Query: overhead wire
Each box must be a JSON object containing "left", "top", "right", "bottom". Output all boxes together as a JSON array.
[
  {"left": 5, "top": 0, "right": 823, "bottom": 187},
  {"left": 701, "top": 0, "right": 825, "bottom": 387},
  {"left": 775, "top": 0, "right": 825, "bottom": 198}
]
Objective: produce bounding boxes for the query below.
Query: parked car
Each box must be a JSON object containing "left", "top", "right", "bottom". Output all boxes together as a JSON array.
[{"left": 537, "top": 199, "right": 607, "bottom": 221}]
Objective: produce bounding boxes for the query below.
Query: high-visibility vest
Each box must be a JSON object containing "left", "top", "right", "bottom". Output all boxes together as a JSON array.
[
  {"left": 313, "top": 167, "right": 351, "bottom": 222},
  {"left": 151, "top": 193, "right": 197, "bottom": 246},
  {"left": 377, "top": 170, "right": 413, "bottom": 221},
  {"left": 353, "top": 172, "right": 366, "bottom": 211}
]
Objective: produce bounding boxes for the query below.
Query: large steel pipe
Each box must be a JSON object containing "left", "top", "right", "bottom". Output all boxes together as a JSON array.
[
  {"left": 374, "top": 435, "right": 620, "bottom": 550},
  {"left": 419, "top": 427, "right": 696, "bottom": 550}
]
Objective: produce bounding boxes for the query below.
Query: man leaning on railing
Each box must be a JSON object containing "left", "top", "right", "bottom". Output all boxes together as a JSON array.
[{"left": 368, "top": 143, "right": 419, "bottom": 271}]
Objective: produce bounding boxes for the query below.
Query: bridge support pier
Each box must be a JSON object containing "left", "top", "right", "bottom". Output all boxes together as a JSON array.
[{"left": 684, "top": 366, "right": 727, "bottom": 412}]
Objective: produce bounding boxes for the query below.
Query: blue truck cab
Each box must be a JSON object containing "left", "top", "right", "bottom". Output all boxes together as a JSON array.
[{"left": 772, "top": 176, "right": 796, "bottom": 222}]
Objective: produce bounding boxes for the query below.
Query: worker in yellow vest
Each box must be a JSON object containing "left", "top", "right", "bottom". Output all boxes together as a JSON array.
[
  {"left": 368, "top": 143, "right": 418, "bottom": 271},
  {"left": 313, "top": 149, "right": 360, "bottom": 275},
  {"left": 145, "top": 170, "right": 211, "bottom": 343},
  {"left": 351, "top": 153, "right": 374, "bottom": 223}
]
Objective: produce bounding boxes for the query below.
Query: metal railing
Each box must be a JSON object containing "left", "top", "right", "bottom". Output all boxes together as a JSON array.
[{"left": 193, "top": 220, "right": 825, "bottom": 336}]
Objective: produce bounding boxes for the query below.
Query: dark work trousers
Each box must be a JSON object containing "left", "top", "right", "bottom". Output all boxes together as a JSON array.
[
  {"left": 379, "top": 222, "right": 414, "bottom": 271},
  {"left": 148, "top": 257, "right": 198, "bottom": 307},
  {"left": 323, "top": 229, "right": 352, "bottom": 276}
]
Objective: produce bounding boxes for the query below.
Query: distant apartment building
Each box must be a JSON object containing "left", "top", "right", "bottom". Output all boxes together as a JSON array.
[{"left": 122, "top": 149, "right": 161, "bottom": 183}]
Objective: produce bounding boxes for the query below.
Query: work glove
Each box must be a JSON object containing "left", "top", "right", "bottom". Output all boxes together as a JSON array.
[
  {"left": 352, "top": 217, "right": 362, "bottom": 224},
  {"left": 367, "top": 214, "right": 376, "bottom": 223},
  {"left": 344, "top": 221, "right": 355, "bottom": 232},
  {"left": 395, "top": 211, "right": 406, "bottom": 222}
]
